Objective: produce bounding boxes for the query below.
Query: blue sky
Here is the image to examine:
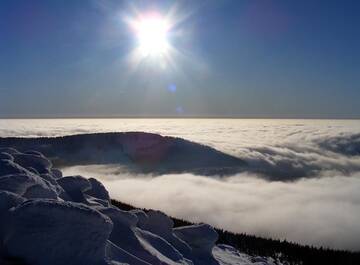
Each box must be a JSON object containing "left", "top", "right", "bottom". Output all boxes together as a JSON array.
[{"left": 0, "top": 0, "right": 359, "bottom": 118}]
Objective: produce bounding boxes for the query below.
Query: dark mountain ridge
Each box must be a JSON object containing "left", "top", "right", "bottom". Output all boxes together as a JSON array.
[{"left": 0, "top": 132, "right": 246, "bottom": 176}]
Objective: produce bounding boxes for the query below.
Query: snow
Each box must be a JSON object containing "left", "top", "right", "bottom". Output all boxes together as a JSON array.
[
  {"left": 0, "top": 159, "right": 31, "bottom": 176},
  {"left": 134, "top": 228, "right": 192, "bottom": 265},
  {"left": 174, "top": 224, "right": 220, "bottom": 265},
  {"left": 213, "top": 245, "right": 280, "bottom": 265},
  {"left": 0, "top": 152, "right": 13, "bottom": 161},
  {"left": 86, "top": 177, "right": 111, "bottom": 201},
  {"left": 12, "top": 152, "right": 52, "bottom": 174},
  {"left": 0, "top": 174, "right": 58, "bottom": 199},
  {"left": 0, "top": 191, "right": 25, "bottom": 213},
  {"left": 0, "top": 147, "right": 283, "bottom": 265},
  {"left": 4, "top": 200, "right": 113, "bottom": 265},
  {"left": 57, "top": 175, "right": 92, "bottom": 203}
]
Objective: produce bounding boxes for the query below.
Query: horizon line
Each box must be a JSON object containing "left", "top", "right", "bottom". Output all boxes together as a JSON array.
[{"left": 0, "top": 115, "right": 360, "bottom": 120}]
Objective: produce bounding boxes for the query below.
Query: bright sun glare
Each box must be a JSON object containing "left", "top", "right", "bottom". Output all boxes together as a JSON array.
[
  {"left": 134, "top": 15, "right": 170, "bottom": 57},
  {"left": 126, "top": 9, "right": 185, "bottom": 68}
]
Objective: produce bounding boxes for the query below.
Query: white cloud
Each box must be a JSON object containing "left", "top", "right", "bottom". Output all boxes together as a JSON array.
[{"left": 62, "top": 165, "right": 360, "bottom": 251}]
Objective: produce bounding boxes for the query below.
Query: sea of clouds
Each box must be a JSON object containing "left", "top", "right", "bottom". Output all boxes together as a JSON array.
[{"left": 1, "top": 118, "right": 360, "bottom": 250}]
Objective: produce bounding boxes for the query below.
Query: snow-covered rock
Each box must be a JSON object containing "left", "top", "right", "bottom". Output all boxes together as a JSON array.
[
  {"left": 134, "top": 228, "right": 193, "bottom": 265},
  {"left": 0, "top": 191, "right": 25, "bottom": 234},
  {"left": 51, "top": 168, "right": 63, "bottom": 179},
  {"left": 57, "top": 175, "right": 91, "bottom": 203},
  {"left": 101, "top": 207, "right": 173, "bottom": 265},
  {"left": 12, "top": 152, "right": 52, "bottom": 174},
  {"left": 0, "top": 147, "right": 278, "bottom": 265},
  {"left": 174, "top": 224, "right": 219, "bottom": 265},
  {"left": 86, "top": 177, "right": 110, "bottom": 201},
  {"left": 136, "top": 210, "right": 192, "bottom": 258},
  {"left": 174, "top": 224, "right": 219, "bottom": 254},
  {"left": 0, "top": 191, "right": 25, "bottom": 214},
  {"left": 3, "top": 200, "right": 113, "bottom": 265},
  {"left": 0, "top": 147, "right": 19, "bottom": 155},
  {"left": 0, "top": 159, "right": 31, "bottom": 176},
  {"left": 0, "top": 152, "right": 13, "bottom": 161},
  {"left": 137, "top": 210, "right": 174, "bottom": 237},
  {"left": 0, "top": 173, "right": 58, "bottom": 199}
]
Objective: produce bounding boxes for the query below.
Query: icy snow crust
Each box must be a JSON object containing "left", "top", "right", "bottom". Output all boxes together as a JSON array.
[{"left": 0, "top": 148, "right": 279, "bottom": 265}]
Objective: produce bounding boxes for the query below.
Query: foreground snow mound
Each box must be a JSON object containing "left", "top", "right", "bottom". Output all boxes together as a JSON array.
[
  {"left": 0, "top": 148, "right": 279, "bottom": 265},
  {"left": 3, "top": 200, "right": 113, "bottom": 265},
  {"left": 86, "top": 177, "right": 110, "bottom": 201},
  {"left": 174, "top": 224, "right": 219, "bottom": 265},
  {"left": 0, "top": 191, "right": 25, "bottom": 213}
]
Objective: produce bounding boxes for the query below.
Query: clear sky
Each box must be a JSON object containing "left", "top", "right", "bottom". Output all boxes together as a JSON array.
[{"left": 0, "top": 0, "right": 359, "bottom": 118}]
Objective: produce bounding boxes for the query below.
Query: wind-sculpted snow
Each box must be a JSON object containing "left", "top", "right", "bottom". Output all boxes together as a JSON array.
[
  {"left": 0, "top": 148, "right": 280, "bottom": 265},
  {"left": 4, "top": 200, "right": 113, "bottom": 265},
  {"left": 0, "top": 132, "right": 246, "bottom": 177}
]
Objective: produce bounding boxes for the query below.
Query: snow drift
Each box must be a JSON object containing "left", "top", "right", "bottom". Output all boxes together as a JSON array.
[{"left": 0, "top": 147, "right": 280, "bottom": 265}]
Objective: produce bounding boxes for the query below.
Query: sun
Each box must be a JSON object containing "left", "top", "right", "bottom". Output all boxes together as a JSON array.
[
  {"left": 125, "top": 8, "right": 187, "bottom": 68},
  {"left": 133, "top": 15, "right": 170, "bottom": 57}
]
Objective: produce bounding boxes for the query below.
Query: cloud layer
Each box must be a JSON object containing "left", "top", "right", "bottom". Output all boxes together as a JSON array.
[{"left": 62, "top": 166, "right": 360, "bottom": 251}]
